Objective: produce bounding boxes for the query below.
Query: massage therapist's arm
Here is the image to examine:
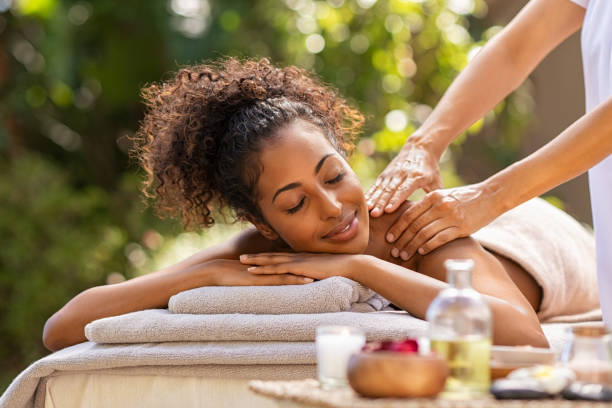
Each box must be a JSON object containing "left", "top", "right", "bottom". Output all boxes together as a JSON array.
[
  {"left": 367, "top": 0, "right": 585, "bottom": 214},
  {"left": 42, "top": 228, "right": 294, "bottom": 351},
  {"left": 390, "top": 94, "right": 612, "bottom": 258}
]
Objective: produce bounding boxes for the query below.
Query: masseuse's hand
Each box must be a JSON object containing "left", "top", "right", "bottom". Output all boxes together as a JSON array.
[
  {"left": 366, "top": 141, "right": 442, "bottom": 217},
  {"left": 386, "top": 183, "right": 498, "bottom": 260},
  {"left": 239, "top": 252, "right": 361, "bottom": 281},
  {"left": 205, "top": 259, "right": 314, "bottom": 286}
]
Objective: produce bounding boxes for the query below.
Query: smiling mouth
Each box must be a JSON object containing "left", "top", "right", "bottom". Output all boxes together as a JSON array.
[
  {"left": 323, "top": 211, "right": 359, "bottom": 242},
  {"left": 337, "top": 223, "right": 351, "bottom": 234}
]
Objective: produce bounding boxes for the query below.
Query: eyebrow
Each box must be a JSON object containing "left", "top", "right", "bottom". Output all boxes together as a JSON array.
[
  {"left": 314, "top": 153, "right": 333, "bottom": 175},
  {"left": 272, "top": 153, "right": 334, "bottom": 203}
]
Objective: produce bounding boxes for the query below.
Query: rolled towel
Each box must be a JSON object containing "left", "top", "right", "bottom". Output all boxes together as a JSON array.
[{"left": 168, "top": 276, "right": 390, "bottom": 315}]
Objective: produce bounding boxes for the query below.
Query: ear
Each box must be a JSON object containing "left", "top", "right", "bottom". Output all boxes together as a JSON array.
[{"left": 247, "top": 216, "right": 280, "bottom": 241}]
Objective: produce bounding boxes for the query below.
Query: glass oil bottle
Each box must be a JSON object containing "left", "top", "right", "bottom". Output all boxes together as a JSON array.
[{"left": 427, "top": 259, "right": 492, "bottom": 399}]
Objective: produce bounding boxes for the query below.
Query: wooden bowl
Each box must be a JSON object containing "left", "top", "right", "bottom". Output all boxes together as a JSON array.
[{"left": 347, "top": 351, "right": 449, "bottom": 398}]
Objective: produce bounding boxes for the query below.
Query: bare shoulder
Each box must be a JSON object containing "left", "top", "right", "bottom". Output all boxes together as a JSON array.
[{"left": 415, "top": 237, "right": 481, "bottom": 282}]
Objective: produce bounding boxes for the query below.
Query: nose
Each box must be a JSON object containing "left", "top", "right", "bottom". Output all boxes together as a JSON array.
[{"left": 318, "top": 189, "right": 342, "bottom": 220}]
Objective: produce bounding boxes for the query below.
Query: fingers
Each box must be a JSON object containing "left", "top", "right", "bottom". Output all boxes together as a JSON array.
[
  {"left": 254, "top": 274, "right": 314, "bottom": 286},
  {"left": 386, "top": 194, "right": 435, "bottom": 244},
  {"left": 366, "top": 179, "right": 387, "bottom": 214},
  {"left": 247, "top": 259, "right": 306, "bottom": 276},
  {"left": 370, "top": 176, "right": 405, "bottom": 216},
  {"left": 418, "top": 227, "right": 462, "bottom": 255},
  {"left": 241, "top": 253, "right": 316, "bottom": 280},
  {"left": 365, "top": 179, "right": 383, "bottom": 209},
  {"left": 247, "top": 262, "right": 288, "bottom": 274},
  {"left": 384, "top": 178, "right": 424, "bottom": 213},
  {"left": 392, "top": 212, "right": 442, "bottom": 260},
  {"left": 397, "top": 220, "right": 455, "bottom": 260},
  {"left": 239, "top": 253, "right": 296, "bottom": 265}
]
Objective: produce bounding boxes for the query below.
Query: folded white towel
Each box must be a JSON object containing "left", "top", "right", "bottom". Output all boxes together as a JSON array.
[
  {"left": 85, "top": 309, "right": 424, "bottom": 343},
  {"left": 168, "top": 276, "right": 390, "bottom": 315}
]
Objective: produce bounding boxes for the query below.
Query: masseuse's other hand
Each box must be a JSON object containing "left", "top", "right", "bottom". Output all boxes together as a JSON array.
[
  {"left": 205, "top": 259, "right": 314, "bottom": 286},
  {"left": 386, "top": 184, "right": 497, "bottom": 260},
  {"left": 239, "top": 252, "right": 361, "bottom": 281},
  {"left": 366, "top": 141, "right": 442, "bottom": 217}
]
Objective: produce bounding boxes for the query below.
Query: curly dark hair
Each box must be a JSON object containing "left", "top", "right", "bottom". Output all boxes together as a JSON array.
[{"left": 133, "top": 57, "right": 364, "bottom": 229}]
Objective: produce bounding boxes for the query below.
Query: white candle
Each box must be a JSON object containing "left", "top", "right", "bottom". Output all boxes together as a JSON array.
[{"left": 316, "top": 326, "right": 365, "bottom": 388}]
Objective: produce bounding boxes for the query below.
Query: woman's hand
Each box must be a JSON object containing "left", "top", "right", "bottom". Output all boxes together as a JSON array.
[
  {"left": 386, "top": 183, "right": 500, "bottom": 260},
  {"left": 205, "top": 259, "right": 314, "bottom": 286},
  {"left": 239, "top": 252, "right": 364, "bottom": 281},
  {"left": 366, "top": 141, "right": 442, "bottom": 217}
]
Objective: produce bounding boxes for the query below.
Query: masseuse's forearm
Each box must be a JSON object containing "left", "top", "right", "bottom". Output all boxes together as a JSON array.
[
  {"left": 348, "top": 255, "right": 546, "bottom": 346},
  {"left": 411, "top": 0, "right": 583, "bottom": 159},
  {"left": 412, "top": 33, "right": 526, "bottom": 158},
  {"left": 484, "top": 95, "right": 612, "bottom": 214}
]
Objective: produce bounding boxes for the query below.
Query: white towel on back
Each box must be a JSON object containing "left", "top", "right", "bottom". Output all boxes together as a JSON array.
[{"left": 473, "top": 198, "right": 600, "bottom": 322}]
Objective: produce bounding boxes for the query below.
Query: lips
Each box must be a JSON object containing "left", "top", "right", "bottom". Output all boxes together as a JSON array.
[{"left": 323, "top": 211, "right": 359, "bottom": 242}]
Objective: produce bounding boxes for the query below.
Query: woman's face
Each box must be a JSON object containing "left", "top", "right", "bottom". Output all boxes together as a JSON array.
[{"left": 254, "top": 119, "right": 370, "bottom": 254}]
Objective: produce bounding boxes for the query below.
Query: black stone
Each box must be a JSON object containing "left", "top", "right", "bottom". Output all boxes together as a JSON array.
[
  {"left": 490, "top": 379, "right": 553, "bottom": 400},
  {"left": 562, "top": 382, "right": 612, "bottom": 402}
]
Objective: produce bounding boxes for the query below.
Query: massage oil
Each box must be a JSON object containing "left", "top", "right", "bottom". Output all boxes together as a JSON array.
[
  {"left": 426, "top": 259, "right": 492, "bottom": 399},
  {"left": 430, "top": 337, "right": 491, "bottom": 398}
]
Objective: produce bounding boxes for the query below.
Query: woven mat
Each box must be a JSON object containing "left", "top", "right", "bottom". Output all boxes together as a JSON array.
[{"left": 248, "top": 379, "right": 612, "bottom": 408}]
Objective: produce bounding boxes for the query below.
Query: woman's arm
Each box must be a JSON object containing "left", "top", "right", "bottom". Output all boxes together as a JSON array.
[
  {"left": 242, "top": 239, "right": 548, "bottom": 347},
  {"left": 354, "top": 239, "right": 548, "bottom": 347},
  {"left": 42, "top": 228, "right": 300, "bottom": 351},
  {"left": 367, "top": 0, "right": 585, "bottom": 216}
]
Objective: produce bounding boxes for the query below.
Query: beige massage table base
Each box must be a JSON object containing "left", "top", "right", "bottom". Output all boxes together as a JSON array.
[{"left": 41, "top": 365, "right": 316, "bottom": 408}]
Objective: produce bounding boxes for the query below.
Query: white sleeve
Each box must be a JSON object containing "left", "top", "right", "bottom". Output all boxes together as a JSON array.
[{"left": 567, "top": 0, "right": 588, "bottom": 8}]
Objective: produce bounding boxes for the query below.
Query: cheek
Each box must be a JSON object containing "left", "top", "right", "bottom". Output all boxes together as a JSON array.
[
  {"left": 272, "top": 216, "right": 321, "bottom": 251},
  {"left": 259, "top": 204, "right": 322, "bottom": 251},
  {"left": 343, "top": 174, "right": 367, "bottom": 204}
]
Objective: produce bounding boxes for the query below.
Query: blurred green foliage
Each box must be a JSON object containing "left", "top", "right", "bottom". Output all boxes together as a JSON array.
[
  {"left": 0, "top": 0, "right": 533, "bottom": 392},
  {"left": 0, "top": 154, "right": 124, "bottom": 367}
]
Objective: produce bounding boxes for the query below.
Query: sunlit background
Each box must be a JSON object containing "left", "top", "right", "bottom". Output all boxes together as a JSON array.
[{"left": 0, "top": 0, "right": 588, "bottom": 391}]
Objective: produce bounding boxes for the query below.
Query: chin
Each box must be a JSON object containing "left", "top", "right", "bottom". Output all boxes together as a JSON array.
[
  {"left": 293, "top": 235, "right": 367, "bottom": 254},
  {"left": 353, "top": 233, "right": 370, "bottom": 254},
  {"left": 325, "top": 232, "right": 370, "bottom": 254}
]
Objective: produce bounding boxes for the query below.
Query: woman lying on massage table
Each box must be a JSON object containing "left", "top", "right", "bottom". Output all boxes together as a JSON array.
[{"left": 43, "top": 58, "right": 597, "bottom": 352}]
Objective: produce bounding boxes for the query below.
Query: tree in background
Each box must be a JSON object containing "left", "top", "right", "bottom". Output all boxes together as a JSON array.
[{"left": 0, "top": 0, "right": 533, "bottom": 391}]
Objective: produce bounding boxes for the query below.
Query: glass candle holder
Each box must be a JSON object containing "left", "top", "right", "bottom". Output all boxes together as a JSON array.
[
  {"left": 560, "top": 324, "right": 612, "bottom": 386},
  {"left": 316, "top": 325, "right": 365, "bottom": 389}
]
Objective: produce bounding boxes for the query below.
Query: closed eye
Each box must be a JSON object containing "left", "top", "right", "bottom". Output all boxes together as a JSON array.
[
  {"left": 287, "top": 197, "right": 305, "bottom": 214},
  {"left": 326, "top": 172, "right": 344, "bottom": 184}
]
